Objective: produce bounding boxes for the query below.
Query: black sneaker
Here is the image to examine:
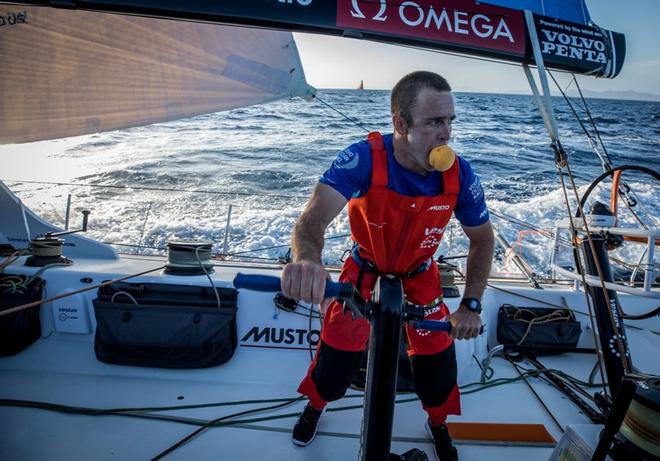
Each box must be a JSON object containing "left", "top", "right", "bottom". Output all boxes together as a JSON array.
[
  {"left": 425, "top": 420, "right": 458, "bottom": 461},
  {"left": 292, "top": 403, "right": 324, "bottom": 446}
]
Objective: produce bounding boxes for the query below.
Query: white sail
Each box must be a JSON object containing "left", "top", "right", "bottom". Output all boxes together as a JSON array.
[{"left": 0, "top": 6, "right": 315, "bottom": 144}]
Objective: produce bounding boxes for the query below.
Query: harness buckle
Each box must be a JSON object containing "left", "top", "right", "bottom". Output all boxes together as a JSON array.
[{"left": 351, "top": 247, "right": 431, "bottom": 279}]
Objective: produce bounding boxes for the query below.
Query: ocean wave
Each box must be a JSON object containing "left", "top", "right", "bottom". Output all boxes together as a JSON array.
[{"left": 4, "top": 91, "right": 658, "bottom": 271}]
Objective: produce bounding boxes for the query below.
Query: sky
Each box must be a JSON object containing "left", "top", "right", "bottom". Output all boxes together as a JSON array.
[{"left": 293, "top": 0, "right": 660, "bottom": 97}]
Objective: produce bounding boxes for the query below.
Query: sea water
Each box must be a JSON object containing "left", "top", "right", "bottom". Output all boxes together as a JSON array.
[{"left": 2, "top": 91, "right": 659, "bottom": 277}]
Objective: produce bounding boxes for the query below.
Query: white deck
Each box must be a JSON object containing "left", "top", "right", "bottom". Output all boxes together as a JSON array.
[{"left": 1, "top": 256, "right": 658, "bottom": 460}]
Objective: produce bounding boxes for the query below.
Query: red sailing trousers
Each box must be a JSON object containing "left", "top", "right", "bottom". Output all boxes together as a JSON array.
[{"left": 297, "top": 257, "right": 461, "bottom": 425}]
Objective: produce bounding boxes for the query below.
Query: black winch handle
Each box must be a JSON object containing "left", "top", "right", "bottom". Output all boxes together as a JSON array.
[
  {"left": 233, "top": 273, "right": 353, "bottom": 300},
  {"left": 234, "top": 273, "right": 484, "bottom": 335},
  {"left": 415, "top": 319, "right": 485, "bottom": 335}
]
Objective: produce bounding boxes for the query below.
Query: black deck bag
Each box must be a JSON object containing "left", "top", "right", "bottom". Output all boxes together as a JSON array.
[
  {"left": 497, "top": 304, "right": 582, "bottom": 355},
  {"left": 0, "top": 274, "right": 44, "bottom": 356},
  {"left": 93, "top": 282, "right": 238, "bottom": 369}
]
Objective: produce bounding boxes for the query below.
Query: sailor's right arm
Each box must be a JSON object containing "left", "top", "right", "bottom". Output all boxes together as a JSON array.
[{"left": 281, "top": 182, "right": 347, "bottom": 304}]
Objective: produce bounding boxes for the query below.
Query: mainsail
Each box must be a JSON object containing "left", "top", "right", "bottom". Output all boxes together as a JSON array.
[
  {"left": 0, "top": 6, "right": 314, "bottom": 144},
  {"left": 1, "top": 1, "right": 625, "bottom": 144}
]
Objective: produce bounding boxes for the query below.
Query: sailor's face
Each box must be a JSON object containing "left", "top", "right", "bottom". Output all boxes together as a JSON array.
[{"left": 406, "top": 89, "right": 455, "bottom": 172}]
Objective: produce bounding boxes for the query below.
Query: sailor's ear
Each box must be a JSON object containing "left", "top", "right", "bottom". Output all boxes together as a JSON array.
[{"left": 392, "top": 113, "right": 408, "bottom": 135}]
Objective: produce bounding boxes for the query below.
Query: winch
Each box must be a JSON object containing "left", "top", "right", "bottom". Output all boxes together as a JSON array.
[
  {"left": 593, "top": 375, "right": 660, "bottom": 461},
  {"left": 25, "top": 209, "right": 90, "bottom": 267},
  {"left": 164, "top": 240, "right": 214, "bottom": 275}
]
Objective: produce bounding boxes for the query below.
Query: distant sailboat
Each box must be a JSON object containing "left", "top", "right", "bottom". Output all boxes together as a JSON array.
[{"left": 358, "top": 79, "right": 364, "bottom": 90}]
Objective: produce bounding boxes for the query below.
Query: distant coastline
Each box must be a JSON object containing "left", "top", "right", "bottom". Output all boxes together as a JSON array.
[
  {"left": 454, "top": 88, "right": 660, "bottom": 103},
  {"left": 562, "top": 89, "right": 660, "bottom": 103},
  {"left": 318, "top": 87, "right": 660, "bottom": 103}
]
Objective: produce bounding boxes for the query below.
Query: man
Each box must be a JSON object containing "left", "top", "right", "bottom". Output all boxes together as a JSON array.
[{"left": 281, "top": 71, "right": 494, "bottom": 461}]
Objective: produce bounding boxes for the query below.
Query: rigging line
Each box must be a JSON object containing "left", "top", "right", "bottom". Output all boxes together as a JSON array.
[
  {"left": 1, "top": 396, "right": 310, "bottom": 416},
  {"left": 520, "top": 359, "right": 605, "bottom": 424},
  {"left": 104, "top": 233, "right": 351, "bottom": 259},
  {"left": 572, "top": 76, "right": 613, "bottom": 165},
  {"left": 612, "top": 169, "right": 657, "bottom": 230},
  {"left": 622, "top": 305, "right": 660, "bottom": 321},
  {"left": 564, "top": 161, "right": 632, "bottom": 374},
  {"left": 0, "top": 371, "right": 577, "bottom": 434},
  {"left": 0, "top": 179, "right": 311, "bottom": 200},
  {"left": 148, "top": 396, "right": 304, "bottom": 461},
  {"left": 549, "top": 94, "right": 653, "bottom": 231},
  {"left": 439, "top": 254, "right": 468, "bottom": 261},
  {"left": 555, "top": 168, "right": 610, "bottom": 398},
  {"left": 215, "top": 256, "right": 283, "bottom": 264},
  {"left": 571, "top": 76, "right": 654, "bottom": 229},
  {"left": 104, "top": 242, "right": 166, "bottom": 251},
  {"left": 484, "top": 272, "right": 660, "bottom": 333},
  {"left": 0, "top": 250, "right": 27, "bottom": 273},
  {"left": 0, "top": 369, "right": 586, "bottom": 415},
  {"left": 560, "top": 74, "right": 576, "bottom": 96},
  {"left": 150, "top": 377, "right": 541, "bottom": 427},
  {"left": 537, "top": 367, "right": 606, "bottom": 390},
  {"left": 619, "top": 191, "right": 650, "bottom": 230},
  {"left": 112, "top": 242, "right": 280, "bottom": 262},
  {"left": 623, "top": 175, "right": 659, "bottom": 228},
  {"left": 489, "top": 210, "right": 573, "bottom": 246},
  {"left": 194, "top": 245, "right": 222, "bottom": 310},
  {"left": 222, "top": 233, "right": 351, "bottom": 256},
  {"left": 312, "top": 94, "right": 371, "bottom": 133},
  {"left": 547, "top": 71, "right": 610, "bottom": 170},
  {"left": 557, "top": 164, "right": 628, "bottom": 397},
  {"left": 609, "top": 255, "right": 660, "bottom": 273},
  {"left": 452, "top": 265, "right": 591, "bottom": 317},
  {"left": 507, "top": 357, "right": 565, "bottom": 434},
  {"left": 490, "top": 210, "right": 553, "bottom": 237},
  {"left": 286, "top": 306, "right": 322, "bottom": 320},
  {"left": 136, "top": 201, "right": 152, "bottom": 255},
  {"left": 0, "top": 265, "right": 166, "bottom": 318},
  {"left": 518, "top": 363, "right": 597, "bottom": 403}
]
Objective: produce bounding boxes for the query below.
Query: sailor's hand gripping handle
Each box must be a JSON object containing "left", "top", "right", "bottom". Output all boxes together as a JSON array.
[
  {"left": 234, "top": 273, "right": 363, "bottom": 318},
  {"left": 233, "top": 273, "right": 352, "bottom": 300}
]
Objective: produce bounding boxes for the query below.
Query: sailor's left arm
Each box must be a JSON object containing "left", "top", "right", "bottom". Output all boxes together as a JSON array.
[
  {"left": 447, "top": 220, "right": 494, "bottom": 340},
  {"left": 461, "top": 220, "right": 494, "bottom": 300},
  {"left": 447, "top": 158, "right": 493, "bottom": 339}
]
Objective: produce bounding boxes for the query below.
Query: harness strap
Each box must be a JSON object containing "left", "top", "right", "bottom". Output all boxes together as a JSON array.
[
  {"left": 351, "top": 247, "right": 432, "bottom": 279},
  {"left": 367, "top": 132, "right": 388, "bottom": 187}
]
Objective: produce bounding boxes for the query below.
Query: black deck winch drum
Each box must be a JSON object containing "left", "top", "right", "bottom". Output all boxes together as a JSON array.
[
  {"left": 613, "top": 377, "right": 660, "bottom": 460},
  {"left": 93, "top": 281, "right": 238, "bottom": 368},
  {"left": 0, "top": 274, "right": 44, "bottom": 356},
  {"left": 164, "top": 240, "right": 214, "bottom": 275},
  {"left": 497, "top": 304, "right": 582, "bottom": 354}
]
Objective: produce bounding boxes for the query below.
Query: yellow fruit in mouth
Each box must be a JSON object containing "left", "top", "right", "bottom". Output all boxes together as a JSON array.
[{"left": 429, "top": 145, "right": 456, "bottom": 172}]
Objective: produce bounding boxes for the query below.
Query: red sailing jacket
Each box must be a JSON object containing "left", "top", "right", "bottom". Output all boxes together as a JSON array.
[{"left": 347, "top": 131, "right": 460, "bottom": 274}]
